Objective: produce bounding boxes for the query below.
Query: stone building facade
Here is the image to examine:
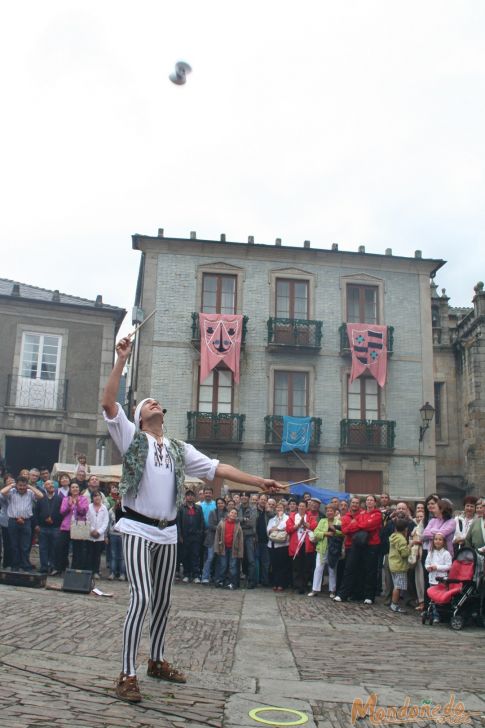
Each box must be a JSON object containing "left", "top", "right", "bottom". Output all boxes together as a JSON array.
[
  {"left": 432, "top": 281, "right": 485, "bottom": 499},
  {"left": 127, "top": 231, "right": 444, "bottom": 501},
  {"left": 0, "top": 279, "right": 125, "bottom": 475}
]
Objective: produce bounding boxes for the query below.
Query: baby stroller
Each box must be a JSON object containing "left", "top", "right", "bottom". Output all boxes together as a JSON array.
[{"left": 422, "top": 547, "right": 484, "bottom": 630}]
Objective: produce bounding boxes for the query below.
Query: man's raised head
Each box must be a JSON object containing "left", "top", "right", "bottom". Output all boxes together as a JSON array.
[{"left": 135, "top": 398, "right": 166, "bottom": 430}]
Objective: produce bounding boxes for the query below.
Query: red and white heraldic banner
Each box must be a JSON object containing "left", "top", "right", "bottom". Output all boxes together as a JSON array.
[
  {"left": 199, "top": 314, "right": 243, "bottom": 383},
  {"left": 347, "top": 323, "right": 388, "bottom": 388}
]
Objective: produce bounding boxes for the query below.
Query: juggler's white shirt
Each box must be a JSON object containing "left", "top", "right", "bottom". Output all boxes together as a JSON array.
[{"left": 104, "top": 404, "right": 218, "bottom": 544}]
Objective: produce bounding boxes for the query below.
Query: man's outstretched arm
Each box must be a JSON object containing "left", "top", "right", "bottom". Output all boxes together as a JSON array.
[
  {"left": 215, "top": 463, "right": 284, "bottom": 492},
  {"left": 102, "top": 337, "right": 132, "bottom": 419}
]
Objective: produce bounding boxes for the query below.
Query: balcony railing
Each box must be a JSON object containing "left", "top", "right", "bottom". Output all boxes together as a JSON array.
[
  {"left": 340, "top": 419, "right": 396, "bottom": 451},
  {"left": 191, "top": 313, "right": 249, "bottom": 349},
  {"left": 6, "top": 374, "right": 68, "bottom": 411},
  {"left": 264, "top": 415, "right": 322, "bottom": 448},
  {"left": 187, "top": 412, "right": 245, "bottom": 443},
  {"left": 338, "top": 324, "right": 394, "bottom": 356},
  {"left": 267, "top": 318, "right": 323, "bottom": 350}
]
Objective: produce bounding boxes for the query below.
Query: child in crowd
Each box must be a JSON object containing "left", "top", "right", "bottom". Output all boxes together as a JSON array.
[
  {"left": 409, "top": 502, "right": 426, "bottom": 612},
  {"left": 425, "top": 532, "right": 452, "bottom": 623},
  {"left": 74, "top": 453, "right": 89, "bottom": 482},
  {"left": 388, "top": 518, "right": 411, "bottom": 614},
  {"left": 214, "top": 508, "right": 244, "bottom": 589}
]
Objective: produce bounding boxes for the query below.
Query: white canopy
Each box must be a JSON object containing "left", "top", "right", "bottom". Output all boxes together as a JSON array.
[{"left": 52, "top": 463, "right": 122, "bottom": 483}]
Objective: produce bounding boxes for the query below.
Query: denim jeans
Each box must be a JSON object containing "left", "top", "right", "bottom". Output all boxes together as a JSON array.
[
  {"left": 39, "top": 526, "right": 60, "bottom": 572},
  {"left": 109, "top": 533, "right": 126, "bottom": 576},
  {"left": 8, "top": 517, "right": 32, "bottom": 570},
  {"left": 243, "top": 535, "right": 257, "bottom": 587},
  {"left": 182, "top": 537, "right": 201, "bottom": 579},
  {"left": 202, "top": 546, "right": 215, "bottom": 581},
  {"left": 257, "top": 542, "right": 270, "bottom": 585},
  {"left": 1, "top": 526, "right": 12, "bottom": 568},
  {"left": 215, "top": 549, "right": 240, "bottom": 587},
  {"left": 58, "top": 530, "right": 71, "bottom": 572}
]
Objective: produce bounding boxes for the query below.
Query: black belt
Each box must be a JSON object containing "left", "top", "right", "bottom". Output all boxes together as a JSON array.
[{"left": 122, "top": 507, "right": 177, "bottom": 530}]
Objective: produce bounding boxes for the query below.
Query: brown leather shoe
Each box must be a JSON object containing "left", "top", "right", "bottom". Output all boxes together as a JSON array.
[
  {"left": 115, "top": 672, "right": 142, "bottom": 702},
  {"left": 147, "top": 659, "right": 186, "bottom": 684}
]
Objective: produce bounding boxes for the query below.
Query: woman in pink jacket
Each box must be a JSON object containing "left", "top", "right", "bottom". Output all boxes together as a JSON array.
[
  {"left": 58, "top": 482, "right": 89, "bottom": 571},
  {"left": 422, "top": 498, "right": 456, "bottom": 556}
]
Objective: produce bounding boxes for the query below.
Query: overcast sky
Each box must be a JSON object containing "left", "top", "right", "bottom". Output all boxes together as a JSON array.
[{"left": 1, "top": 1, "right": 484, "bottom": 335}]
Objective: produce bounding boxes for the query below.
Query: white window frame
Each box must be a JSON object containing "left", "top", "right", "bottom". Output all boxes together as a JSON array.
[
  {"left": 19, "top": 332, "right": 62, "bottom": 381},
  {"left": 13, "top": 327, "right": 67, "bottom": 411}
]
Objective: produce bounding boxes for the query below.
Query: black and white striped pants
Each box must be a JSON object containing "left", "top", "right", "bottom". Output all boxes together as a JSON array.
[{"left": 122, "top": 533, "right": 177, "bottom": 676}]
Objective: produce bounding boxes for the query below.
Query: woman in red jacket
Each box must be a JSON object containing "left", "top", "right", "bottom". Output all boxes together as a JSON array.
[
  {"left": 286, "top": 501, "right": 318, "bottom": 594},
  {"left": 335, "top": 494, "right": 382, "bottom": 604},
  {"left": 358, "top": 494, "right": 383, "bottom": 604}
]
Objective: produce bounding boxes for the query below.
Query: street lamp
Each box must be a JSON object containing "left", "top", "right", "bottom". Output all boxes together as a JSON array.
[
  {"left": 414, "top": 402, "right": 435, "bottom": 466},
  {"left": 419, "top": 402, "right": 435, "bottom": 442}
]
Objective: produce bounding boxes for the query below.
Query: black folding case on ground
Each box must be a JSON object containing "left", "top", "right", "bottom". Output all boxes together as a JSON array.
[
  {"left": 0, "top": 570, "right": 47, "bottom": 588},
  {"left": 62, "top": 569, "right": 94, "bottom": 593}
]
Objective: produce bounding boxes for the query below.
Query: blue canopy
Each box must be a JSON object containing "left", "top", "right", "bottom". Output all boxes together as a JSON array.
[{"left": 289, "top": 484, "right": 350, "bottom": 503}]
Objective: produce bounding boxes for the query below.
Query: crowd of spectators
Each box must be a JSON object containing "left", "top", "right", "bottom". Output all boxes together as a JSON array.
[
  {"left": 174, "top": 486, "right": 485, "bottom": 618},
  {"left": 1, "top": 465, "right": 484, "bottom": 618},
  {"left": 0, "top": 461, "right": 126, "bottom": 580}
]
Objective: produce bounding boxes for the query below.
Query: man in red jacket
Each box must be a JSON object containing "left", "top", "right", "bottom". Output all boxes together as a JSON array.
[{"left": 334, "top": 495, "right": 382, "bottom": 604}]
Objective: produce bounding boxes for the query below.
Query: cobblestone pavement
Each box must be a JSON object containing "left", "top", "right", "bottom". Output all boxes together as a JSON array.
[
  {"left": 279, "top": 596, "right": 484, "bottom": 690},
  {"left": 0, "top": 576, "right": 484, "bottom": 728}
]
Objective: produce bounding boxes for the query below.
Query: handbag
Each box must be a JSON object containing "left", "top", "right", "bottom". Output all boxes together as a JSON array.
[
  {"left": 351, "top": 530, "right": 369, "bottom": 547},
  {"left": 70, "top": 519, "right": 91, "bottom": 540},
  {"left": 408, "top": 544, "right": 421, "bottom": 566},
  {"left": 327, "top": 535, "right": 344, "bottom": 569},
  {"left": 269, "top": 529, "right": 287, "bottom": 543}
]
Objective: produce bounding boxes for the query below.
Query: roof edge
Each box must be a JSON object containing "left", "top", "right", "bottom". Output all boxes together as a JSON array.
[{"left": 131, "top": 234, "right": 446, "bottom": 272}]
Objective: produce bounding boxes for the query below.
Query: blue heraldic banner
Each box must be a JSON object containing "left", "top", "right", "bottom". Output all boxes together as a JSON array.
[{"left": 281, "top": 416, "right": 312, "bottom": 453}]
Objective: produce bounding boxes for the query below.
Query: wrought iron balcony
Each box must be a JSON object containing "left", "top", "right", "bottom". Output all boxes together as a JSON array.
[
  {"left": 6, "top": 374, "right": 68, "bottom": 411},
  {"left": 187, "top": 412, "right": 245, "bottom": 444},
  {"left": 340, "top": 419, "right": 396, "bottom": 451},
  {"left": 264, "top": 415, "right": 322, "bottom": 448},
  {"left": 267, "top": 318, "right": 323, "bottom": 351},
  {"left": 338, "top": 324, "right": 394, "bottom": 356},
  {"left": 191, "top": 313, "right": 249, "bottom": 349}
]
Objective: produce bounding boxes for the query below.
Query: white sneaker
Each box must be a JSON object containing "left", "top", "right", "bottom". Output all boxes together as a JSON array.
[
  {"left": 119, "top": 574, "right": 127, "bottom": 581},
  {"left": 182, "top": 577, "right": 189, "bottom": 583},
  {"left": 108, "top": 573, "right": 115, "bottom": 581},
  {"left": 333, "top": 595, "right": 342, "bottom": 602},
  {"left": 307, "top": 591, "right": 318, "bottom": 597},
  {"left": 201, "top": 579, "right": 210, "bottom": 584},
  {"left": 363, "top": 599, "right": 373, "bottom": 605},
  {"left": 193, "top": 577, "right": 201, "bottom": 584},
  {"left": 329, "top": 592, "right": 336, "bottom": 599}
]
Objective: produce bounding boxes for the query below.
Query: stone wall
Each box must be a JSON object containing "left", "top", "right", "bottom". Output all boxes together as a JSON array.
[
  {"left": 0, "top": 297, "right": 123, "bottom": 469},
  {"left": 132, "top": 235, "right": 440, "bottom": 498}
]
